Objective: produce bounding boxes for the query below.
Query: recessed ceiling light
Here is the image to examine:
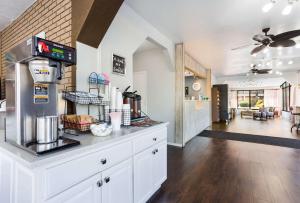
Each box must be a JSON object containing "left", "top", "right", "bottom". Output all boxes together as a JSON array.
[
  {"left": 263, "top": 48, "right": 269, "bottom": 53},
  {"left": 296, "top": 44, "right": 300, "bottom": 49},
  {"left": 258, "top": 63, "right": 262, "bottom": 67},
  {"left": 269, "top": 70, "right": 273, "bottom": 74},
  {"left": 262, "top": 0, "right": 276, "bottom": 13},
  {"left": 277, "top": 61, "right": 283, "bottom": 65},
  {"left": 277, "top": 47, "right": 283, "bottom": 50},
  {"left": 282, "top": 3, "right": 293, "bottom": 15},
  {"left": 266, "top": 62, "right": 271, "bottom": 66},
  {"left": 276, "top": 71, "right": 280, "bottom": 74},
  {"left": 288, "top": 60, "right": 294, "bottom": 65},
  {"left": 252, "top": 53, "right": 257, "bottom": 57}
]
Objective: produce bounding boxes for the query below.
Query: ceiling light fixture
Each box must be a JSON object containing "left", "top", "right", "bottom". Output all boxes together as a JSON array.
[
  {"left": 277, "top": 61, "right": 283, "bottom": 65},
  {"left": 282, "top": 0, "right": 294, "bottom": 15},
  {"left": 288, "top": 60, "right": 294, "bottom": 64},
  {"left": 262, "top": 0, "right": 276, "bottom": 13},
  {"left": 266, "top": 62, "right": 271, "bottom": 66}
]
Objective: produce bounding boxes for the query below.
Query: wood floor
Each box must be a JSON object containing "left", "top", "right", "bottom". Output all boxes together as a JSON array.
[
  {"left": 209, "top": 116, "right": 300, "bottom": 140},
  {"left": 150, "top": 136, "right": 300, "bottom": 203}
]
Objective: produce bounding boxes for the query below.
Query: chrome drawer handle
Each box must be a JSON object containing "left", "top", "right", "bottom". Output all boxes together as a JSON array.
[
  {"left": 104, "top": 177, "right": 110, "bottom": 183},
  {"left": 97, "top": 180, "right": 103, "bottom": 187},
  {"left": 101, "top": 158, "right": 107, "bottom": 165}
]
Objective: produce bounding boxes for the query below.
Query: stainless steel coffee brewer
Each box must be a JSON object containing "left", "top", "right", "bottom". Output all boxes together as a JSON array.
[{"left": 4, "top": 36, "right": 79, "bottom": 155}]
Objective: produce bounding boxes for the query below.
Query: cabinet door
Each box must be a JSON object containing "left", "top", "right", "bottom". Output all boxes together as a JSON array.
[
  {"left": 0, "top": 154, "right": 13, "bottom": 203},
  {"left": 102, "top": 159, "right": 133, "bottom": 203},
  {"left": 46, "top": 173, "right": 102, "bottom": 203},
  {"left": 153, "top": 142, "right": 167, "bottom": 190},
  {"left": 134, "top": 148, "right": 154, "bottom": 203}
]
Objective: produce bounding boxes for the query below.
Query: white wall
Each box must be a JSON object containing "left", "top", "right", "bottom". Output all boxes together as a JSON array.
[
  {"left": 99, "top": 3, "right": 175, "bottom": 91},
  {"left": 76, "top": 42, "right": 100, "bottom": 115},
  {"left": 133, "top": 48, "right": 175, "bottom": 143}
]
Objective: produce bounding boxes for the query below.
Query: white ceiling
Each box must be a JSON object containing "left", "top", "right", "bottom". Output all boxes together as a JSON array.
[
  {"left": 126, "top": 0, "right": 300, "bottom": 76},
  {"left": 0, "top": 0, "right": 35, "bottom": 31}
]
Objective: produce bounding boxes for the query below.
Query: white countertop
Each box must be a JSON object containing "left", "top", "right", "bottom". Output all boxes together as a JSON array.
[{"left": 0, "top": 123, "right": 168, "bottom": 169}]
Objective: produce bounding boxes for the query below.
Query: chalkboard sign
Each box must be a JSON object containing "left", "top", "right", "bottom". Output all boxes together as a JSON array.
[{"left": 112, "top": 54, "right": 126, "bottom": 75}]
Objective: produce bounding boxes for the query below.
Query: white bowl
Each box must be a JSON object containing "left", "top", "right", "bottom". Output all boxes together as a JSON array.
[{"left": 90, "top": 124, "right": 112, "bottom": 137}]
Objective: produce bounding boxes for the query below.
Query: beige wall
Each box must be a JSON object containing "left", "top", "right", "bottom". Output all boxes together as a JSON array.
[{"left": 0, "top": 0, "right": 72, "bottom": 98}]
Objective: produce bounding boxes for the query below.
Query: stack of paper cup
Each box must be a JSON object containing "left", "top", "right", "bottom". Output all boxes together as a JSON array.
[
  {"left": 104, "top": 105, "right": 110, "bottom": 123},
  {"left": 116, "top": 91, "right": 123, "bottom": 110},
  {"left": 116, "top": 91, "right": 123, "bottom": 124},
  {"left": 122, "top": 104, "right": 131, "bottom": 126},
  {"left": 110, "top": 86, "right": 116, "bottom": 112}
]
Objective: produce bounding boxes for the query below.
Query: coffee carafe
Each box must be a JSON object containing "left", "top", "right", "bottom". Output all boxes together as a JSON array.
[{"left": 123, "top": 86, "right": 142, "bottom": 119}]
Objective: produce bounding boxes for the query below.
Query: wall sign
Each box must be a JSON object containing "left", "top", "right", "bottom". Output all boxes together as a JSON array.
[
  {"left": 192, "top": 82, "right": 201, "bottom": 91},
  {"left": 112, "top": 54, "right": 126, "bottom": 75}
]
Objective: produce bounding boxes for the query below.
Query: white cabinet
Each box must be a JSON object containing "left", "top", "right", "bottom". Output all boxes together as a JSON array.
[
  {"left": 0, "top": 154, "right": 13, "bottom": 203},
  {"left": 102, "top": 159, "right": 133, "bottom": 203},
  {"left": 0, "top": 125, "right": 168, "bottom": 203},
  {"left": 134, "top": 148, "right": 154, "bottom": 203},
  {"left": 47, "top": 159, "right": 133, "bottom": 203},
  {"left": 134, "top": 141, "right": 167, "bottom": 203},
  {"left": 153, "top": 142, "right": 167, "bottom": 190},
  {"left": 46, "top": 173, "right": 102, "bottom": 203}
]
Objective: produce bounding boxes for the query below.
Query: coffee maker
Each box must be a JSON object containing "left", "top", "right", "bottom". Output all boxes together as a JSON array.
[{"left": 4, "top": 36, "right": 79, "bottom": 155}]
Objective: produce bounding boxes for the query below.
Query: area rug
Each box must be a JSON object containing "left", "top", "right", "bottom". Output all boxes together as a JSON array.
[{"left": 198, "top": 130, "right": 300, "bottom": 149}]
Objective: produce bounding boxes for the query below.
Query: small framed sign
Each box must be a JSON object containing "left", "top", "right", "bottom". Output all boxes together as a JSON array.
[{"left": 112, "top": 54, "right": 126, "bottom": 75}]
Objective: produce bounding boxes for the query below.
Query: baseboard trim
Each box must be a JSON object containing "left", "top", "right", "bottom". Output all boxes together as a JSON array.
[{"left": 167, "top": 142, "right": 183, "bottom": 147}]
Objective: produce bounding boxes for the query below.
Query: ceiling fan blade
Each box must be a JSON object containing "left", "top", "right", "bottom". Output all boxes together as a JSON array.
[
  {"left": 272, "top": 30, "right": 300, "bottom": 41},
  {"left": 269, "top": 39, "right": 296, "bottom": 47},
  {"left": 258, "top": 69, "right": 272, "bottom": 74},
  {"left": 231, "top": 43, "right": 253, "bottom": 50},
  {"left": 251, "top": 45, "right": 266, "bottom": 55}
]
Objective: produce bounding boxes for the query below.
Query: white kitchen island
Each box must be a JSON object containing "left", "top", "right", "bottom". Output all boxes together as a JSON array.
[{"left": 0, "top": 123, "right": 168, "bottom": 203}]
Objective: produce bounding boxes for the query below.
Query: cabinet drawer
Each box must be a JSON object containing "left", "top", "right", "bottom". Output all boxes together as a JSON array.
[
  {"left": 45, "top": 141, "right": 132, "bottom": 199},
  {"left": 100, "top": 141, "right": 132, "bottom": 171},
  {"left": 133, "top": 128, "right": 167, "bottom": 154}
]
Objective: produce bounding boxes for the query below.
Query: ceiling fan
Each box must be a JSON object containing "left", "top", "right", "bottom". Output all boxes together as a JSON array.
[
  {"left": 232, "top": 28, "right": 300, "bottom": 55},
  {"left": 248, "top": 64, "right": 272, "bottom": 75}
]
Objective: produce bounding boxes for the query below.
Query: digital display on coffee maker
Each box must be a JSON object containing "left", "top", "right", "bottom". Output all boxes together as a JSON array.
[
  {"left": 32, "top": 37, "right": 76, "bottom": 66},
  {"left": 52, "top": 48, "right": 64, "bottom": 54}
]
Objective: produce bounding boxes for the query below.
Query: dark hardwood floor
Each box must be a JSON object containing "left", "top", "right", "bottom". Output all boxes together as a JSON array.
[
  {"left": 150, "top": 136, "right": 300, "bottom": 203},
  {"left": 208, "top": 116, "right": 300, "bottom": 140}
]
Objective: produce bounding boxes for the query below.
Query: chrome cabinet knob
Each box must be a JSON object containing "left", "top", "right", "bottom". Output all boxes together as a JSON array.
[
  {"left": 155, "top": 149, "right": 158, "bottom": 153},
  {"left": 153, "top": 137, "right": 157, "bottom": 141},
  {"left": 152, "top": 150, "right": 156, "bottom": 155},
  {"left": 104, "top": 177, "right": 110, "bottom": 183},
  {"left": 101, "top": 158, "right": 107, "bottom": 165},
  {"left": 97, "top": 180, "right": 103, "bottom": 187}
]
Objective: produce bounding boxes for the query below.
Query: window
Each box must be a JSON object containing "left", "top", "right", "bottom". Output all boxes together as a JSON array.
[
  {"left": 281, "top": 81, "right": 291, "bottom": 112},
  {"left": 237, "top": 90, "right": 264, "bottom": 109}
]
